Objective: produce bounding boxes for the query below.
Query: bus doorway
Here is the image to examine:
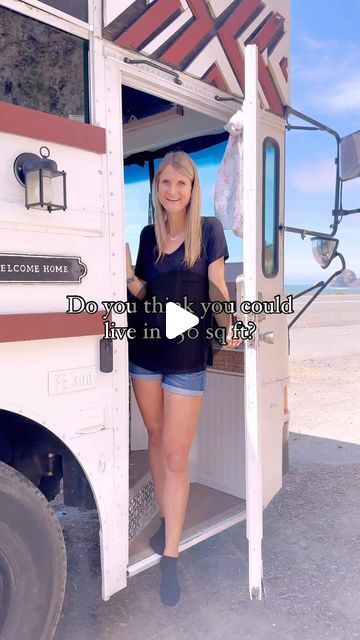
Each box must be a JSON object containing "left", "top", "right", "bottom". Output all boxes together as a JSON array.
[{"left": 121, "top": 84, "right": 247, "bottom": 574}]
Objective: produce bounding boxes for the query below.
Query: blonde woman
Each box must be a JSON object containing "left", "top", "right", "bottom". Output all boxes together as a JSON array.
[{"left": 126, "top": 151, "right": 241, "bottom": 606}]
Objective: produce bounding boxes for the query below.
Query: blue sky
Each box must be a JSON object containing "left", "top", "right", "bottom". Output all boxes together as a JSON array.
[
  {"left": 125, "top": 0, "right": 360, "bottom": 284},
  {"left": 285, "top": 0, "right": 360, "bottom": 282}
]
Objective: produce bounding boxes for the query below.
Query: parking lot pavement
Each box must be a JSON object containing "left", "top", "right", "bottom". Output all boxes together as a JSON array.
[{"left": 54, "top": 432, "right": 360, "bottom": 640}]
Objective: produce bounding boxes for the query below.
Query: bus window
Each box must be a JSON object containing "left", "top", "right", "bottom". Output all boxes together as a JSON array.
[
  {"left": 0, "top": 6, "right": 89, "bottom": 122},
  {"left": 124, "top": 162, "right": 153, "bottom": 263}
]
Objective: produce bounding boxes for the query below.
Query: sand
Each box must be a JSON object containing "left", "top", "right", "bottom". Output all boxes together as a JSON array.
[{"left": 289, "top": 294, "right": 360, "bottom": 445}]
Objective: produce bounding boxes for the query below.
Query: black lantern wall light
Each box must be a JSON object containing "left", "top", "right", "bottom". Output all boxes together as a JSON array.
[{"left": 14, "top": 146, "right": 67, "bottom": 212}]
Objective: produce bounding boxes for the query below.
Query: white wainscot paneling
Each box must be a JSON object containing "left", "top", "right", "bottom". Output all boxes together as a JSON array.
[
  {"left": 190, "top": 370, "right": 246, "bottom": 499},
  {"left": 130, "top": 370, "right": 246, "bottom": 499}
]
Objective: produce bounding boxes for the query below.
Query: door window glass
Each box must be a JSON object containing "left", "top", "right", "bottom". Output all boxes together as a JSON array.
[{"left": 263, "top": 138, "right": 280, "bottom": 277}]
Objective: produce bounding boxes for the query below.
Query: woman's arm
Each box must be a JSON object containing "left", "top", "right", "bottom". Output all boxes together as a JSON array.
[
  {"left": 208, "top": 257, "right": 242, "bottom": 348},
  {"left": 126, "top": 242, "right": 147, "bottom": 300}
]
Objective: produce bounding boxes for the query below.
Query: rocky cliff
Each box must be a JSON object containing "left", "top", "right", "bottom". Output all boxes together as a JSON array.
[{"left": 330, "top": 269, "right": 360, "bottom": 288}]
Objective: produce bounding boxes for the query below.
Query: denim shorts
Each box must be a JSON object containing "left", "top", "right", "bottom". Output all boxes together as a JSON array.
[{"left": 129, "top": 362, "right": 207, "bottom": 397}]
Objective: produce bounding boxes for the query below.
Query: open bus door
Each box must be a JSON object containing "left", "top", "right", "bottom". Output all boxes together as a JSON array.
[
  {"left": 114, "top": 36, "right": 291, "bottom": 598},
  {"left": 242, "top": 45, "right": 290, "bottom": 599}
]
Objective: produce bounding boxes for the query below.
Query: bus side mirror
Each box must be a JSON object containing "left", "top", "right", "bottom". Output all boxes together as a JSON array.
[
  {"left": 311, "top": 237, "right": 339, "bottom": 269},
  {"left": 340, "top": 130, "right": 360, "bottom": 181}
]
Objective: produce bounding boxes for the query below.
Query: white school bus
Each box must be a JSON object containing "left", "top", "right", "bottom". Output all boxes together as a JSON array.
[{"left": 0, "top": 1, "right": 356, "bottom": 638}]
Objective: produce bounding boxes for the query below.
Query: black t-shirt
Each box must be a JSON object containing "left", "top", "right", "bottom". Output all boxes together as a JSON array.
[{"left": 128, "top": 216, "right": 229, "bottom": 373}]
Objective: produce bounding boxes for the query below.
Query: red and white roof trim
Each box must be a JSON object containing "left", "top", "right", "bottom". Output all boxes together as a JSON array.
[{"left": 103, "top": 0, "right": 290, "bottom": 115}]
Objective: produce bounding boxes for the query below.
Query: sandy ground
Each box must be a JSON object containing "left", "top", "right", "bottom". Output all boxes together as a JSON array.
[
  {"left": 290, "top": 294, "right": 360, "bottom": 446},
  {"left": 54, "top": 294, "right": 360, "bottom": 640}
]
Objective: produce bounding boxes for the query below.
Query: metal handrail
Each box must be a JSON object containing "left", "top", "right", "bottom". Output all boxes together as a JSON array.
[
  {"left": 123, "top": 57, "right": 182, "bottom": 85},
  {"left": 215, "top": 95, "right": 243, "bottom": 106}
]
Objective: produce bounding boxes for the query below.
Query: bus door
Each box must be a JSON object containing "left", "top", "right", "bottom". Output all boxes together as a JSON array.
[{"left": 242, "top": 45, "right": 289, "bottom": 599}]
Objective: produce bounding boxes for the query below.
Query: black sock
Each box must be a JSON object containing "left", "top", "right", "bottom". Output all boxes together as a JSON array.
[
  {"left": 149, "top": 516, "right": 165, "bottom": 555},
  {"left": 160, "top": 555, "right": 180, "bottom": 607}
]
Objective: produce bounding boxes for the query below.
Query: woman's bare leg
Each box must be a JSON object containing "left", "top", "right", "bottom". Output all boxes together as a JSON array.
[
  {"left": 131, "top": 377, "right": 165, "bottom": 515},
  {"left": 162, "top": 390, "right": 203, "bottom": 557}
]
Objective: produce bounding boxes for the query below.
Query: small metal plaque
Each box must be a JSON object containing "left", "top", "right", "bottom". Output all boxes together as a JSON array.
[
  {"left": 0, "top": 253, "right": 87, "bottom": 283},
  {"left": 48, "top": 366, "right": 96, "bottom": 396}
]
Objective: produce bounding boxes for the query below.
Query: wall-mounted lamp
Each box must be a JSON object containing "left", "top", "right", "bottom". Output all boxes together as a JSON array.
[
  {"left": 311, "top": 237, "right": 339, "bottom": 269},
  {"left": 14, "top": 146, "right": 67, "bottom": 212}
]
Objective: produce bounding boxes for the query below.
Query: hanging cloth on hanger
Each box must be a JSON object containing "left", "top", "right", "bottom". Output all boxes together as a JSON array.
[{"left": 214, "top": 109, "right": 244, "bottom": 237}]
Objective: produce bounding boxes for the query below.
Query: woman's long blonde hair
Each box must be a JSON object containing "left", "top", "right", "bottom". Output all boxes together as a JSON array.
[{"left": 153, "top": 151, "right": 202, "bottom": 267}]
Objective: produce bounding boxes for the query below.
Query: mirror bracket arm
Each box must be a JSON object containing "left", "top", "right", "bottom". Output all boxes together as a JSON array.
[{"left": 288, "top": 252, "right": 346, "bottom": 332}]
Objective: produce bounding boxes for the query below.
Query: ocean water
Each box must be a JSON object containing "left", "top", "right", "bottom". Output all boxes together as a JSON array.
[{"left": 285, "top": 284, "right": 360, "bottom": 296}]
